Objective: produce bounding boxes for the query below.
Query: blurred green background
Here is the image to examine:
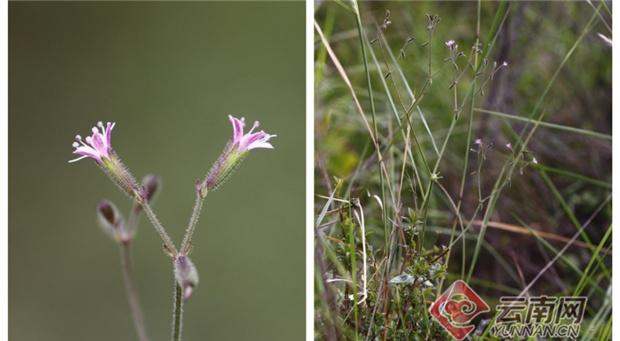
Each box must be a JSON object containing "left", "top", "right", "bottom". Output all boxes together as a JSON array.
[{"left": 9, "top": 2, "right": 304, "bottom": 340}]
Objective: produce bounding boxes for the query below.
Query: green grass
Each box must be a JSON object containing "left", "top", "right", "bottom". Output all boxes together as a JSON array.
[{"left": 315, "top": 1, "right": 611, "bottom": 340}]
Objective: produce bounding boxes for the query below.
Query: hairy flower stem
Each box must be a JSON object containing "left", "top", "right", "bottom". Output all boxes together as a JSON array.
[
  {"left": 140, "top": 201, "right": 177, "bottom": 256},
  {"left": 180, "top": 193, "right": 206, "bottom": 254},
  {"left": 119, "top": 243, "right": 150, "bottom": 341},
  {"left": 172, "top": 283, "right": 184, "bottom": 341}
]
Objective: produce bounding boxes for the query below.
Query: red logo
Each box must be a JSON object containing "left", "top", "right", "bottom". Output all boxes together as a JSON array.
[{"left": 429, "top": 280, "right": 490, "bottom": 340}]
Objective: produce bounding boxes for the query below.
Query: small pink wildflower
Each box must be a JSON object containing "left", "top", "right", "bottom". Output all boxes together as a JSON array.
[
  {"left": 445, "top": 40, "right": 456, "bottom": 50},
  {"left": 70, "top": 121, "right": 140, "bottom": 197},
  {"left": 228, "top": 115, "right": 276, "bottom": 152},
  {"left": 69, "top": 121, "right": 115, "bottom": 163},
  {"left": 200, "top": 115, "right": 276, "bottom": 194}
]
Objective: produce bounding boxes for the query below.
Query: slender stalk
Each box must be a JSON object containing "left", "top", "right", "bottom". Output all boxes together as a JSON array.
[
  {"left": 313, "top": 20, "right": 395, "bottom": 202},
  {"left": 180, "top": 193, "right": 206, "bottom": 254},
  {"left": 352, "top": 0, "right": 390, "bottom": 247},
  {"left": 133, "top": 199, "right": 187, "bottom": 341},
  {"left": 534, "top": 163, "right": 611, "bottom": 189},
  {"left": 474, "top": 108, "right": 611, "bottom": 140},
  {"left": 119, "top": 243, "right": 150, "bottom": 341},
  {"left": 172, "top": 283, "right": 184, "bottom": 341},
  {"left": 140, "top": 201, "right": 177, "bottom": 255},
  {"left": 468, "top": 3, "right": 601, "bottom": 281}
]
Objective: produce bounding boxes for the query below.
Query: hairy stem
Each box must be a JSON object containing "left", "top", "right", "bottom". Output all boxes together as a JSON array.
[
  {"left": 180, "top": 194, "right": 206, "bottom": 254},
  {"left": 172, "top": 283, "right": 184, "bottom": 341},
  {"left": 119, "top": 243, "right": 150, "bottom": 341},
  {"left": 140, "top": 201, "right": 177, "bottom": 255}
]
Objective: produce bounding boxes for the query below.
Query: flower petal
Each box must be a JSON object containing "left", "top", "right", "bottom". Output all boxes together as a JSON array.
[
  {"left": 105, "top": 122, "right": 115, "bottom": 147},
  {"left": 244, "top": 133, "right": 276, "bottom": 151},
  {"left": 91, "top": 132, "right": 105, "bottom": 153},
  {"left": 238, "top": 131, "right": 266, "bottom": 152},
  {"left": 228, "top": 115, "right": 245, "bottom": 143},
  {"left": 68, "top": 155, "right": 89, "bottom": 163},
  {"left": 71, "top": 146, "right": 101, "bottom": 163},
  {"left": 247, "top": 141, "right": 274, "bottom": 150},
  {"left": 69, "top": 122, "right": 117, "bottom": 163}
]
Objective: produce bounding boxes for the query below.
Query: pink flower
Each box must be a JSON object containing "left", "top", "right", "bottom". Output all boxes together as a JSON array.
[
  {"left": 69, "top": 121, "right": 115, "bottom": 163},
  {"left": 228, "top": 115, "right": 276, "bottom": 153},
  {"left": 199, "top": 115, "right": 276, "bottom": 194}
]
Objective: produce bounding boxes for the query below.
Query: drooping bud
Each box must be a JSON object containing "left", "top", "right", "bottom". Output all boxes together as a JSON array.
[
  {"left": 124, "top": 174, "right": 162, "bottom": 238},
  {"left": 174, "top": 255, "right": 199, "bottom": 301},
  {"left": 96, "top": 200, "right": 126, "bottom": 242},
  {"left": 198, "top": 115, "right": 275, "bottom": 195},
  {"left": 141, "top": 174, "right": 161, "bottom": 202},
  {"left": 133, "top": 174, "right": 161, "bottom": 214}
]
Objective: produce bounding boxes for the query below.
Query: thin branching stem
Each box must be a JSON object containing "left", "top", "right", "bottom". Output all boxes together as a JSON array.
[
  {"left": 137, "top": 200, "right": 188, "bottom": 341},
  {"left": 119, "top": 243, "right": 150, "bottom": 341},
  {"left": 475, "top": 108, "right": 612, "bottom": 140},
  {"left": 140, "top": 201, "right": 177, "bottom": 255},
  {"left": 467, "top": 3, "right": 602, "bottom": 281},
  {"left": 180, "top": 193, "right": 206, "bottom": 254}
]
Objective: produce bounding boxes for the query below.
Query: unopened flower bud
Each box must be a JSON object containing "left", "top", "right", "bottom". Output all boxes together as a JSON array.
[
  {"left": 174, "top": 255, "right": 199, "bottom": 301},
  {"left": 199, "top": 115, "right": 276, "bottom": 195},
  {"left": 124, "top": 174, "right": 162, "bottom": 238},
  {"left": 141, "top": 174, "right": 161, "bottom": 203},
  {"left": 96, "top": 200, "right": 126, "bottom": 242},
  {"left": 134, "top": 174, "right": 161, "bottom": 214}
]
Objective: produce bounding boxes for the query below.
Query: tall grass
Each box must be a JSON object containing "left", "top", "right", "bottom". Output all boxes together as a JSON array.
[{"left": 314, "top": 1, "right": 611, "bottom": 339}]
